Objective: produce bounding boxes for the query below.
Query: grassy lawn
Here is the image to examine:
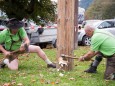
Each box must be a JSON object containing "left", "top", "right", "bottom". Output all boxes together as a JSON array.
[{"left": 0, "top": 46, "right": 115, "bottom": 86}]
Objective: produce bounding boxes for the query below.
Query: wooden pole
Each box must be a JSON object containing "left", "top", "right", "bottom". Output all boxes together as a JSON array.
[{"left": 57, "top": 0, "right": 78, "bottom": 71}]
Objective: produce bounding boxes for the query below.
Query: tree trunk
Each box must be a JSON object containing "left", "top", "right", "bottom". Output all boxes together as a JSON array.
[{"left": 57, "top": 0, "right": 78, "bottom": 71}]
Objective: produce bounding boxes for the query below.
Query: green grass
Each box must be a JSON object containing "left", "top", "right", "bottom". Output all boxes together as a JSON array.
[{"left": 0, "top": 46, "right": 115, "bottom": 86}]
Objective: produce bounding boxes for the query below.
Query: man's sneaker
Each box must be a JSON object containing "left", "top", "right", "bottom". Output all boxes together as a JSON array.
[
  {"left": 0, "top": 61, "right": 6, "bottom": 69},
  {"left": 47, "top": 63, "right": 56, "bottom": 68},
  {"left": 84, "top": 66, "right": 97, "bottom": 73}
]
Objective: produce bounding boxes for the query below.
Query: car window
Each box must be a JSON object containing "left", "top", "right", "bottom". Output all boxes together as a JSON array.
[
  {"left": 81, "top": 20, "right": 101, "bottom": 28},
  {"left": 98, "top": 21, "right": 112, "bottom": 29},
  {"left": 107, "top": 21, "right": 115, "bottom": 27}
]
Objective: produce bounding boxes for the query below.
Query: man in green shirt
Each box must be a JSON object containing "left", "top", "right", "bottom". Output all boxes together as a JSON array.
[
  {"left": 84, "top": 29, "right": 115, "bottom": 73},
  {"left": 0, "top": 18, "right": 56, "bottom": 70},
  {"left": 79, "top": 25, "right": 115, "bottom": 80}
]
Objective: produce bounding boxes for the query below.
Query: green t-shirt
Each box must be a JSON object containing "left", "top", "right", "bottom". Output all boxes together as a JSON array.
[
  {"left": 0, "top": 27, "right": 27, "bottom": 51},
  {"left": 91, "top": 29, "right": 115, "bottom": 56}
]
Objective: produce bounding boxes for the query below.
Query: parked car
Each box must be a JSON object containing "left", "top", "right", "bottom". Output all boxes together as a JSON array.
[
  {"left": 24, "top": 21, "right": 57, "bottom": 48},
  {"left": 78, "top": 19, "right": 115, "bottom": 46}
]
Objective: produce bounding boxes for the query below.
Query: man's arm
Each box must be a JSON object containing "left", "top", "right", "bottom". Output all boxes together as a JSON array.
[
  {"left": 23, "top": 36, "right": 30, "bottom": 46},
  {"left": 0, "top": 45, "right": 7, "bottom": 53},
  {"left": 19, "top": 27, "right": 30, "bottom": 46},
  {"left": 0, "top": 45, "right": 11, "bottom": 56},
  {"left": 79, "top": 50, "right": 99, "bottom": 61},
  {"left": 19, "top": 35, "right": 30, "bottom": 52}
]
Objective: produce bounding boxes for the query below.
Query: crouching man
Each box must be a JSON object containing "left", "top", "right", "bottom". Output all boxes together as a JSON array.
[
  {"left": 0, "top": 18, "right": 56, "bottom": 70},
  {"left": 79, "top": 25, "right": 115, "bottom": 80}
]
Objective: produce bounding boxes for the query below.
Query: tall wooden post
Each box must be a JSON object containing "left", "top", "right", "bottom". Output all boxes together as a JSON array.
[{"left": 57, "top": 0, "right": 78, "bottom": 71}]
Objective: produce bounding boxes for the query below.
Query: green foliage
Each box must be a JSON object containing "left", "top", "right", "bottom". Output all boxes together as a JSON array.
[
  {"left": 0, "top": 0, "right": 56, "bottom": 22},
  {"left": 0, "top": 47, "right": 115, "bottom": 85},
  {"left": 85, "top": 0, "right": 115, "bottom": 19},
  {"left": 102, "top": 0, "right": 115, "bottom": 19}
]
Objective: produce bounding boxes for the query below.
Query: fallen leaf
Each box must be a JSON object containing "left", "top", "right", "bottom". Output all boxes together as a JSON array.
[
  {"left": 11, "top": 80, "right": 16, "bottom": 85},
  {"left": 17, "top": 83, "right": 23, "bottom": 86},
  {"left": 3, "top": 83, "right": 11, "bottom": 86},
  {"left": 69, "top": 77, "right": 75, "bottom": 80},
  {"left": 45, "top": 80, "right": 50, "bottom": 84},
  {"left": 51, "top": 81, "right": 55, "bottom": 85},
  {"left": 31, "top": 80, "right": 36, "bottom": 83},
  {"left": 55, "top": 80, "right": 60, "bottom": 84},
  {"left": 39, "top": 74, "right": 44, "bottom": 78},
  {"left": 40, "top": 79, "right": 45, "bottom": 84},
  {"left": 55, "top": 82, "right": 59, "bottom": 84}
]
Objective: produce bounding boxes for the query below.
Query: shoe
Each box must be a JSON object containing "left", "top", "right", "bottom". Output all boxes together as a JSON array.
[
  {"left": 109, "top": 73, "right": 115, "bottom": 80},
  {"left": 84, "top": 65, "right": 97, "bottom": 73},
  {"left": 0, "top": 61, "right": 6, "bottom": 69},
  {"left": 47, "top": 63, "right": 56, "bottom": 68}
]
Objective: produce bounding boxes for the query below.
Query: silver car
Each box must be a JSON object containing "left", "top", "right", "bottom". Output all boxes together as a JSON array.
[{"left": 78, "top": 19, "right": 115, "bottom": 46}]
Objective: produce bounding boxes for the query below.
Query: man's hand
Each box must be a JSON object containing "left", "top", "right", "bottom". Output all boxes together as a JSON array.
[
  {"left": 20, "top": 44, "right": 26, "bottom": 52},
  {"left": 20, "top": 43, "right": 29, "bottom": 52},
  {"left": 78, "top": 51, "right": 97, "bottom": 62},
  {"left": 3, "top": 51, "right": 18, "bottom": 63},
  {"left": 3, "top": 51, "right": 11, "bottom": 57}
]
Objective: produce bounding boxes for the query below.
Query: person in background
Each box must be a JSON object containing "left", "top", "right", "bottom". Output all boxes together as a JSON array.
[
  {"left": 79, "top": 25, "right": 115, "bottom": 80},
  {"left": 0, "top": 18, "right": 56, "bottom": 70}
]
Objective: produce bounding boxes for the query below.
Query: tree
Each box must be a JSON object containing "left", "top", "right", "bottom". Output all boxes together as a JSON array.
[
  {"left": 85, "top": 0, "right": 115, "bottom": 19},
  {"left": 101, "top": 0, "right": 115, "bottom": 19},
  {"left": 0, "top": 0, "right": 56, "bottom": 23}
]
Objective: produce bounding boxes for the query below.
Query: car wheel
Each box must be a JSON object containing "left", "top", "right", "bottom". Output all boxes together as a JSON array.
[
  {"left": 39, "top": 43, "right": 47, "bottom": 49},
  {"left": 82, "top": 36, "right": 91, "bottom": 46}
]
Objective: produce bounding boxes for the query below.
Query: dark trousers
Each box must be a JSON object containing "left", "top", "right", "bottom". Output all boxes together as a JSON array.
[{"left": 104, "top": 56, "right": 115, "bottom": 80}]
